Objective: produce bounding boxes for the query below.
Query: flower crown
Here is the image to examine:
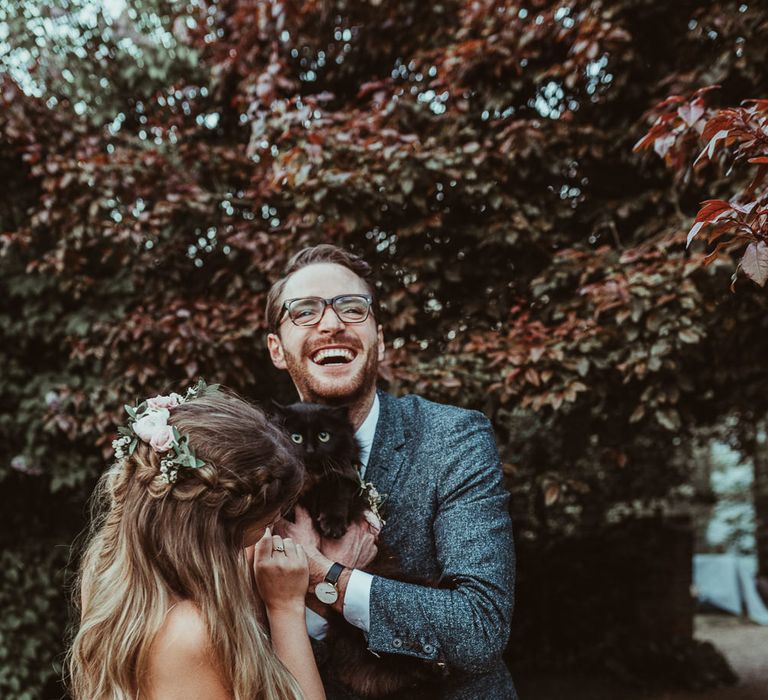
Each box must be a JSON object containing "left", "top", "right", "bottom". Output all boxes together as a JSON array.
[{"left": 112, "top": 379, "right": 218, "bottom": 484}]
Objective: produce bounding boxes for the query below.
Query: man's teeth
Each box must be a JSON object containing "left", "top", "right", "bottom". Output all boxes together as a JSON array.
[{"left": 312, "top": 348, "right": 355, "bottom": 364}]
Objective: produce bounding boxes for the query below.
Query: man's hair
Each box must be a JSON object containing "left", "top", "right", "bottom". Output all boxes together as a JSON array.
[{"left": 265, "top": 244, "right": 377, "bottom": 332}]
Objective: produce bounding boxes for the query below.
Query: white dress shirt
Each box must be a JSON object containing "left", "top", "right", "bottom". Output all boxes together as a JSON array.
[{"left": 306, "top": 393, "right": 379, "bottom": 639}]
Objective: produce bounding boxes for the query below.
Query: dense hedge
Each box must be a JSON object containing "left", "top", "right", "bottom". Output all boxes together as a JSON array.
[
  {"left": 2, "top": 1, "right": 767, "bottom": 696},
  {"left": 0, "top": 545, "right": 70, "bottom": 700}
]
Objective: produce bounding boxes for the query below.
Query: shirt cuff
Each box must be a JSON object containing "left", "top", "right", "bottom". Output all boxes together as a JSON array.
[
  {"left": 342, "top": 569, "right": 374, "bottom": 632},
  {"left": 305, "top": 607, "right": 329, "bottom": 640}
]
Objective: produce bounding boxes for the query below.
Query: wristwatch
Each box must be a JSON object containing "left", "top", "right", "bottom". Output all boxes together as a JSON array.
[{"left": 314, "top": 562, "right": 345, "bottom": 604}]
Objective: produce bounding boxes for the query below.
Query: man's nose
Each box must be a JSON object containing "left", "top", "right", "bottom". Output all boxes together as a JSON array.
[{"left": 316, "top": 303, "right": 345, "bottom": 332}]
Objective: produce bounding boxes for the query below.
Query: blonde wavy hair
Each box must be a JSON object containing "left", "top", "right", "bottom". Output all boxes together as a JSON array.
[{"left": 68, "top": 389, "right": 306, "bottom": 699}]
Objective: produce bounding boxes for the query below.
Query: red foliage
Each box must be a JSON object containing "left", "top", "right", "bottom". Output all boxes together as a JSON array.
[{"left": 636, "top": 91, "right": 768, "bottom": 287}]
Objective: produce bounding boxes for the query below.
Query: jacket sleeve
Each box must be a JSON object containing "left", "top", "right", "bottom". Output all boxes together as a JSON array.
[{"left": 366, "top": 411, "right": 515, "bottom": 673}]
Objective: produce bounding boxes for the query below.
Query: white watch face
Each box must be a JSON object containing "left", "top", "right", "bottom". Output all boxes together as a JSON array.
[{"left": 315, "top": 581, "right": 339, "bottom": 604}]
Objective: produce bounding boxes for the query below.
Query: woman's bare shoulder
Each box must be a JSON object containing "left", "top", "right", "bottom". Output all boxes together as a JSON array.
[
  {"left": 146, "top": 601, "right": 230, "bottom": 700},
  {"left": 152, "top": 601, "right": 209, "bottom": 657}
]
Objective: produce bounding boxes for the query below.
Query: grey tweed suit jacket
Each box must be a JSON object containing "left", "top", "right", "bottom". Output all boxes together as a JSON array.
[{"left": 321, "top": 390, "right": 517, "bottom": 700}]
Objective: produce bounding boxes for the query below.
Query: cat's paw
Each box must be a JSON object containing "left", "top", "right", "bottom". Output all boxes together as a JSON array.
[{"left": 317, "top": 513, "right": 348, "bottom": 539}]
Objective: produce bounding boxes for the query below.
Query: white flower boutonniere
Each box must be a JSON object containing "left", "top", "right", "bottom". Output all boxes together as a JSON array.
[{"left": 358, "top": 473, "right": 387, "bottom": 527}]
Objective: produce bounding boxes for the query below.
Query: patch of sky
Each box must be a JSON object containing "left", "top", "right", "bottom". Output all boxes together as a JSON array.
[
  {"left": 417, "top": 88, "right": 450, "bottom": 115},
  {"left": 559, "top": 184, "right": 581, "bottom": 199},
  {"left": 425, "top": 298, "right": 443, "bottom": 313},
  {"left": 529, "top": 80, "right": 565, "bottom": 119},
  {"left": 131, "top": 197, "right": 146, "bottom": 217},
  {"left": 103, "top": 0, "right": 127, "bottom": 20},
  {"left": 196, "top": 112, "right": 220, "bottom": 128},
  {"left": 585, "top": 53, "right": 612, "bottom": 97},
  {"left": 555, "top": 5, "right": 576, "bottom": 28}
]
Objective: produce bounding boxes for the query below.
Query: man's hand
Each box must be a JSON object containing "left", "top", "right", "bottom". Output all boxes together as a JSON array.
[
  {"left": 276, "top": 506, "right": 322, "bottom": 552},
  {"left": 320, "top": 518, "right": 378, "bottom": 573},
  {"left": 278, "top": 506, "right": 379, "bottom": 589}
]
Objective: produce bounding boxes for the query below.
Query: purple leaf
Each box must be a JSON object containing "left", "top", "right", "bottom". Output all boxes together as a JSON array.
[{"left": 740, "top": 241, "right": 768, "bottom": 287}]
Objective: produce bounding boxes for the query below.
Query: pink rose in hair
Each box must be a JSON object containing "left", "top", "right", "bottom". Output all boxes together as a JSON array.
[
  {"left": 149, "top": 424, "right": 176, "bottom": 452},
  {"left": 147, "top": 394, "right": 180, "bottom": 410},
  {"left": 132, "top": 409, "right": 170, "bottom": 444}
]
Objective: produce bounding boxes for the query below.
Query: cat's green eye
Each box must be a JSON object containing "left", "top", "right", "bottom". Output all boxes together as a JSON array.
[
  {"left": 318, "top": 431, "right": 330, "bottom": 443},
  {"left": 291, "top": 433, "right": 304, "bottom": 444}
]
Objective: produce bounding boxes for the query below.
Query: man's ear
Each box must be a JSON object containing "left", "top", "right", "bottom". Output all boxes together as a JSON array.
[
  {"left": 267, "top": 332, "right": 287, "bottom": 370},
  {"left": 376, "top": 324, "right": 385, "bottom": 362}
]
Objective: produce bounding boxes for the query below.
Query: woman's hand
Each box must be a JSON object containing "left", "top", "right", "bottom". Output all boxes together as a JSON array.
[
  {"left": 253, "top": 527, "right": 326, "bottom": 700},
  {"left": 253, "top": 528, "right": 309, "bottom": 616}
]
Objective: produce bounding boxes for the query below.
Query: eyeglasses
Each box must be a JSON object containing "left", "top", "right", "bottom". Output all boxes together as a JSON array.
[{"left": 277, "top": 294, "right": 373, "bottom": 327}]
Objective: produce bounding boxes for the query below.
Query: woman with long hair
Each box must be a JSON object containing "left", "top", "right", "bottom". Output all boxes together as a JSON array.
[{"left": 68, "top": 383, "right": 325, "bottom": 699}]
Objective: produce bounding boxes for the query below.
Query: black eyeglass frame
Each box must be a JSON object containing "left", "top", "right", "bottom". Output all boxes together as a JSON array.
[{"left": 277, "top": 294, "right": 374, "bottom": 327}]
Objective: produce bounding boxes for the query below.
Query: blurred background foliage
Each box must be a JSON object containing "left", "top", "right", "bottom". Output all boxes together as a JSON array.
[{"left": 1, "top": 0, "right": 767, "bottom": 697}]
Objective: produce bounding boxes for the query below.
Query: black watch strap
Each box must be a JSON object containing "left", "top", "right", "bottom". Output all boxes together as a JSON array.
[{"left": 325, "top": 562, "right": 345, "bottom": 585}]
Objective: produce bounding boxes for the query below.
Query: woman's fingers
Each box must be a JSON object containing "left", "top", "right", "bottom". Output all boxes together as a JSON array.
[
  {"left": 271, "top": 534, "right": 285, "bottom": 557},
  {"left": 281, "top": 537, "right": 297, "bottom": 557},
  {"left": 244, "top": 543, "right": 256, "bottom": 568},
  {"left": 252, "top": 527, "right": 277, "bottom": 582},
  {"left": 254, "top": 527, "right": 273, "bottom": 560}
]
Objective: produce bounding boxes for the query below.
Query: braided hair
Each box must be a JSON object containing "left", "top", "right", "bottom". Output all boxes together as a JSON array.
[{"left": 69, "top": 389, "right": 305, "bottom": 700}]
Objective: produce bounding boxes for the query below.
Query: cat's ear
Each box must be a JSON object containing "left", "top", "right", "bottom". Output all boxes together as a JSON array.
[
  {"left": 266, "top": 400, "right": 286, "bottom": 419},
  {"left": 329, "top": 404, "right": 351, "bottom": 421}
]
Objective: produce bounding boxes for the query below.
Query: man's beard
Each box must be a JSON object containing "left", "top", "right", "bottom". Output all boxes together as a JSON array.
[{"left": 282, "top": 343, "right": 378, "bottom": 406}]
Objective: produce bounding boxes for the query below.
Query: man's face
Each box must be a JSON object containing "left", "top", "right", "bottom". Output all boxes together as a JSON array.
[{"left": 267, "top": 263, "right": 385, "bottom": 405}]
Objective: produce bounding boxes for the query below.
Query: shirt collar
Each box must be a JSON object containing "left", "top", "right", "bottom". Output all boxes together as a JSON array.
[{"left": 355, "top": 393, "right": 380, "bottom": 469}]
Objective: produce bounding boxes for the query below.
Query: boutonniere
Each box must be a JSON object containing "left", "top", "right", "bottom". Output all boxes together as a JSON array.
[{"left": 358, "top": 472, "right": 387, "bottom": 527}]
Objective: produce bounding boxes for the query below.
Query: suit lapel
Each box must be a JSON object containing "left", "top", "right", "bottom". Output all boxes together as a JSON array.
[{"left": 363, "top": 391, "right": 406, "bottom": 499}]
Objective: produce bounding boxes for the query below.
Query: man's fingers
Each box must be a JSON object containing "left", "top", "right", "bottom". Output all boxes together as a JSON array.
[
  {"left": 295, "top": 542, "right": 307, "bottom": 565},
  {"left": 294, "top": 505, "right": 312, "bottom": 525}
]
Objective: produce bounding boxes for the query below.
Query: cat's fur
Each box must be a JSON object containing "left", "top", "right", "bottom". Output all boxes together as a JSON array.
[
  {"left": 272, "top": 401, "right": 369, "bottom": 539},
  {"left": 271, "top": 401, "right": 446, "bottom": 699}
]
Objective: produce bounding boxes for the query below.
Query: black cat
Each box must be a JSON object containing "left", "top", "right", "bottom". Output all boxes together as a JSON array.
[
  {"left": 270, "top": 401, "right": 445, "bottom": 700},
  {"left": 271, "top": 401, "right": 369, "bottom": 539}
]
